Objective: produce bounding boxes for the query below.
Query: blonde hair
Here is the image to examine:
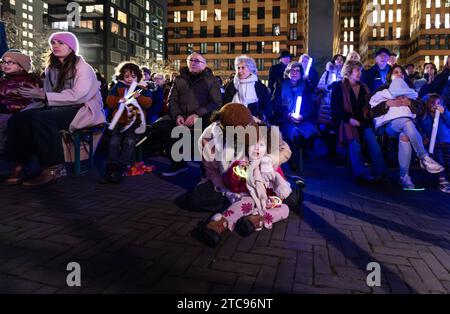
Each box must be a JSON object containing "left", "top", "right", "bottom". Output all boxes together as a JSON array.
[
  {"left": 342, "top": 60, "right": 363, "bottom": 79},
  {"left": 347, "top": 51, "right": 361, "bottom": 62}
]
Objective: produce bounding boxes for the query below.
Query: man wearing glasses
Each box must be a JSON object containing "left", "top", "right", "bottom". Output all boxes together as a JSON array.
[{"left": 151, "top": 52, "right": 222, "bottom": 177}]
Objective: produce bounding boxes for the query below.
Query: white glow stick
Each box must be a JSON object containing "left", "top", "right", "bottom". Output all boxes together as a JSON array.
[
  {"left": 108, "top": 81, "right": 139, "bottom": 131},
  {"left": 429, "top": 110, "right": 440, "bottom": 154},
  {"left": 291, "top": 96, "right": 303, "bottom": 120},
  {"left": 304, "top": 57, "right": 313, "bottom": 78}
]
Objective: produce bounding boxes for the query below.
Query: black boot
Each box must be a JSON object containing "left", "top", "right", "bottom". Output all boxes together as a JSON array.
[
  {"left": 110, "top": 163, "right": 127, "bottom": 184},
  {"left": 193, "top": 221, "right": 221, "bottom": 248},
  {"left": 99, "top": 163, "right": 121, "bottom": 184}
]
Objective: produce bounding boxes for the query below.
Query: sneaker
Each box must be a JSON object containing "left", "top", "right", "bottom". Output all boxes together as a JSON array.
[
  {"left": 162, "top": 162, "right": 189, "bottom": 177},
  {"left": 399, "top": 174, "right": 415, "bottom": 190},
  {"left": 439, "top": 182, "right": 450, "bottom": 193},
  {"left": 420, "top": 156, "right": 444, "bottom": 174}
]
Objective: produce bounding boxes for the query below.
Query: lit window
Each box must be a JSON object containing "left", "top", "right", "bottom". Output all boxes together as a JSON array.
[
  {"left": 343, "top": 45, "right": 348, "bottom": 56},
  {"left": 373, "top": 29, "right": 377, "bottom": 38},
  {"left": 290, "top": 12, "right": 297, "bottom": 24},
  {"left": 426, "top": 0, "right": 431, "bottom": 8},
  {"left": 117, "top": 10, "right": 127, "bottom": 24},
  {"left": 397, "top": 9, "right": 401, "bottom": 22},
  {"left": 397, "top": 0, "right": 401, "bottom": 3},
  {"left": 396, "top": 27, "right": 401, "bottom": 38},
  {"left": 111, "top": 22, "right": 119, "bottom": 34},
  {"left": 23, "top": 31, "right": 28, "bottom": 37},
  {"left": 436, "top": 14, "right": 441, "bottom": 29},
  {"left": 344, "top": 31, "right": 348, "bottom": 42},
  {"left": 380, "top": 28, "right": 385, "bottom": 37},
  {"left": 426, "top": 14, "right": 431, "bottom": 29},
  {"left": 349, "top": 45, "right": 353, "bottom": 52},
  {"left": 272, "top": 41, "right": 280, "bottom": 53},
  {"left": 215, "top": 9, "right": 221, "bottom": 21},
  {"left": 445, "top": 14, "right": 450, "bottom": 29},
  {"left": 389, "top": 0, "right": 393, "bottom": 4},
  {"left": 22, "top": 12, "right": 27, "bottom": 19},
  {"left": 187, "top": 11, "right": 194, "bottom": 22},
  {"left": 201, "top": 10, "right": 208, "bottom": 22},
  {"left": 344, "top": 18, "right": 348, "bottom": 28},
  {"left": 350, "top": 17, "right": 354, "bottom": 27},
  {"left": 425, "top": 56, "right": 430, "bottom": 63},
  {"left": 436, "top": 0, "right": 441, "bottom": 8},
  {"left": 22, "top": 3, "right": 27, "bottom": 10},
  {"left": 174, "top": 11, "right": 181, "bottom": 23},
  {"left": 435, "top": 56, "right": 440, "bottom": 70},
  {"left": 110, "top": 7, "right": 115, "bottom": 18},
  {"left": 373, "top": 9, "right": 378, "bottom": 24},
  {"left": 350, "top": 31, "right": 354, "bottom": 41},
  {"left": 381, "top": 10, "right": 385, "bottom": 23},
  {"left": 388, "top": 10, "right": 393, "bottom": 23}
]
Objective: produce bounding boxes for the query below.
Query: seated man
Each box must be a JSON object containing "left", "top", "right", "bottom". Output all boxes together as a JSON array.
[{"left": 151, "top": 52, "right": 222, "bottom": 176}]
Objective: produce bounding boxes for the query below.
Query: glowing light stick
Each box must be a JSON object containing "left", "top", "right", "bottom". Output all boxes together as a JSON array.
[
  {"left": 429, "top": 110, "right": 440, "bottom": 154},
  {"left": 291, "top": 96, "right": 303, "bottom": 120},
  {"left": 304, "top": 57, "right": 313, "bottom": 78}
]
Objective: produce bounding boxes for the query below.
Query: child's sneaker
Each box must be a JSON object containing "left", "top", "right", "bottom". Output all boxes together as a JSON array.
[
  {"left": 420, "top": 156, "right": 444, "bottom": 174},
  {"left": 439, "top": 181, "right": 450, "bottom": 193},
  {"left": 399, "top": 174, "right": 415, "bottom": 190}
]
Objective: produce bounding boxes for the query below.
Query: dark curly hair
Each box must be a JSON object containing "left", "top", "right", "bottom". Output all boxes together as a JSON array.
[{"left": 114, "top": 62, "right": 143, "bottom": 82}]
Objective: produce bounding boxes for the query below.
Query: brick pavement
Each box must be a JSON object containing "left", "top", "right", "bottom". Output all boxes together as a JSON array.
[{"left": 0, "top": 156, "right": 449, "bottom": 294}]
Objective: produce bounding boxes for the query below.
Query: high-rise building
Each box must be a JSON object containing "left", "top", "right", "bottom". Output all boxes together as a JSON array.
[
  {"left": 0, "top": 0, "right": 47, "bottom": 57},
  {"left": 333, "top": 0, "right": 450, "bottom": 69},
  {"left": 44, "top": 0, "right": 167, "bottom": 79},
  {"left": 408, "top": 0, "right": 450, "bottom": 71},
  {"left": 166, "top": 0, "right": 310, "bottom": 82},
  {"left": 333, "top": 0, "right": 360, "bottom": 59}
]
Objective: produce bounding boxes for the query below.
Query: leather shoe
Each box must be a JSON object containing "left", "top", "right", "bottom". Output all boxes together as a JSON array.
[{"left": 22, "top": 164, "right": 66, "bottom": 188}]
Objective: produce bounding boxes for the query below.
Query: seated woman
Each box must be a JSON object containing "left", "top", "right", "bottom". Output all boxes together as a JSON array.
[
  {"left": 5, "top": 31, "right": 105, "bottom": 187},
  {"left": 271, "top": 61, "right": 318, "bottom": 171},
  {"left": 370, "top": 64, "right": 444, "bottom": 189},
  {"left": 0, "top": 50, "right": 41, "bottom": 154},
  {"left": 223, "top": 55, "right": 272, "bottom": 123},
  {"left": 330, "top": 60, "right": 389, "bottom": 183},
  {"left": 316, "top": 54, "right": 345, "bottom": 157}
]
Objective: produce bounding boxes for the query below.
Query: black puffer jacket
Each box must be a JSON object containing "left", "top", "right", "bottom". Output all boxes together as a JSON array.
[{"left": 168, "top": 67, "right": 222, "bottom": 120}]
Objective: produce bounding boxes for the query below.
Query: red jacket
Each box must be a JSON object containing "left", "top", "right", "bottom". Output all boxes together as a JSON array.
[{"left": 0, "top": 72, "right": 42, "bottom": 114}]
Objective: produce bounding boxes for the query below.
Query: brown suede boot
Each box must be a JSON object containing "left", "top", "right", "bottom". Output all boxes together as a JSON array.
[
  {"left": 245, "top": 214, "right": 264, "bottom": 231},
  {"left": 6, "top": 164, "right": 24, "bottom": 186},
  {"left": 22, "top": 164, "right": 66, "bottom": 188},
  {"left": 206, "top": 216, "right": 228, "bottom": 234}
]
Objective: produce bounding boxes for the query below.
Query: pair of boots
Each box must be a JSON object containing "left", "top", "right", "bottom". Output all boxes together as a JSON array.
[
  {"left": 7, "top": 164, "right": 66, "bottom": 187},
  {"left": 99, "top": 163, "right": 127, "bottom": 184},
  {"left": 194, "top": 214, "right": 264, "bottom": 248}
]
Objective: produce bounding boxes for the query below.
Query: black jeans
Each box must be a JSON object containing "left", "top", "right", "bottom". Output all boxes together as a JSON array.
[
  {"left": 6, "top": 107, "right": 80, "bottom": 167},
  {"left": 107, "top": 126, "right": 138, "bottom": 166},
  {"left": 151, "top": 113, "right": 212, "bottom": 166}
]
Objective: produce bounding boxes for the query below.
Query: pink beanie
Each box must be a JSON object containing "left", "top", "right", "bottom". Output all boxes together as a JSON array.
[{"left": 49, "top": 32, "right": 79, "bottom": 54}]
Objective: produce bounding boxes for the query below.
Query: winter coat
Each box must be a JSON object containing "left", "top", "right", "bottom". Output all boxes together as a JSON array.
[
  {"left": 419, "top": 107, "right": 450, "bottom": 144},
  {"left": 271, "top": 79, "right": 314, "bottom": 125},
  {"left": 199, "top": 121, "right": 292, "bottom": 191},
  {"left": 316, "top": 62, "right": 343, "bottom": 125},
  {"left": 44, "top": 56, "right": 106, "bottom": 132},
  {"left": 419, "top": 68, "right": 450, "bottom": 99},
  {"left": 370, "top": 84, "right": 424, "bottom": 121},
  {"left": 223, "top": 79, "right": 272, "bottom": 123},
  {"left": 168, "top": 67, "right": 222, "bottom": 120},
  {"left": 268, "top": 62, "right": 287, "bottom": 96},
  {"left": 106, "top": 81, "right": 153, "bottom": 125},
  {"left": 361, "top": 64, "right": 392, "bottom": 94},
  {"left": 0, "top": 72, "right": 42, "bottom": 114}
]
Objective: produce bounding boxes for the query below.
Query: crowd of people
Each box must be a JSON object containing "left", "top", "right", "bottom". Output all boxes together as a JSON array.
[{"left": 1, "top": 31, "right": 449, "bottom": 247}]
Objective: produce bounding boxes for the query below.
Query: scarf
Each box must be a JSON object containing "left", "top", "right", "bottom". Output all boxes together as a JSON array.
[
  {"left": 339, "top": 79, "right": 371, "bottom": 143},
  {"left": 232, "top": 73, "right": 259, "bottom": 107}
]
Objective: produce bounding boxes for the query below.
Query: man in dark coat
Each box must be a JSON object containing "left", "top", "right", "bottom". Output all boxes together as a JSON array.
[
  {"left": 151, "top": 52, "right": 222, "bottom": 176},
  {"left": 361, "top": 48, "right": 392, "bottom": 94},
  {"left": 268, "top": 51, "right": 292, "bottom": 97}
]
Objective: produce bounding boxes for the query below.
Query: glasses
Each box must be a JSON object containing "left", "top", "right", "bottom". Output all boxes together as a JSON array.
[
  {"left": 187, "top": 59, "right": 205, "bottom": 64},
  {"left": 289, "top": 68, "right": 301, "bottom": 73},
  {"left": 0, "top": 60, "right": 18, "bottom": 66}
]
